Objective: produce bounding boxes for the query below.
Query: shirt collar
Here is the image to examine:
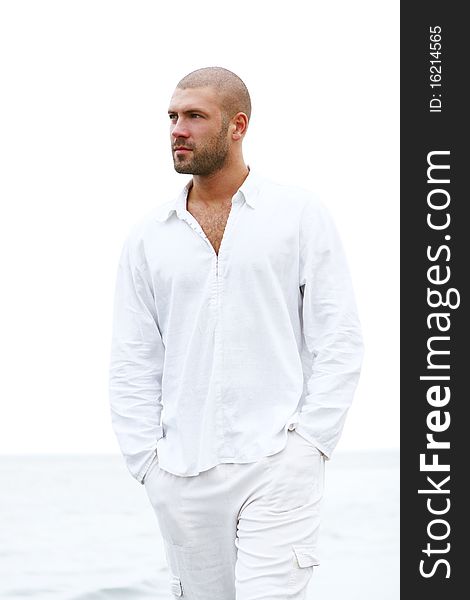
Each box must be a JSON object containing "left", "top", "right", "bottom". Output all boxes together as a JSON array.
[{"left": 154, "top": 166, "right": 261, "bottom": 223}]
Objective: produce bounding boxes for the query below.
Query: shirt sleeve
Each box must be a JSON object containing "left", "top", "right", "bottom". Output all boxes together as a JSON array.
[
  {"left": 108, "top": 233, "right": 165, "bottom": 484},
  {"left": 296, "top": 199, "right": 364, "bottom": 459}
]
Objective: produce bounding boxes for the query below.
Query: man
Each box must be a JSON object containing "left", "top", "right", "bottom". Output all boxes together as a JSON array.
[{"left": 109, "top": 66, "right": 363, "bottom": 599}]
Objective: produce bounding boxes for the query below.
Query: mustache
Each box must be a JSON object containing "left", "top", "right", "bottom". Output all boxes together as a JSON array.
[{"left": 173, "top": 139, "right": 194, "bottom": 150}]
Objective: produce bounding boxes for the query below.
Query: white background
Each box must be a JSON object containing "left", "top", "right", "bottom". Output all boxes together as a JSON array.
[{"left": 0, "top": 0, "right": 399, "bottom": 455}]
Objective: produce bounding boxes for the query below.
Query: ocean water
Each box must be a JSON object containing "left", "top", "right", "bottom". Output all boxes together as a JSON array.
[{"left": 0, "top": 451, "right": 399, "bottom": 599}]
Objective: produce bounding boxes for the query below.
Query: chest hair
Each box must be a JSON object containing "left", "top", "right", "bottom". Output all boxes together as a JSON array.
[{"left": 188, "top": 202, "right": 233, "bottom": 256}]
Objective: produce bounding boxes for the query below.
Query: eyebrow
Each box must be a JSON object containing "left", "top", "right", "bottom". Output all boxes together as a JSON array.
[{"left": 167, "top": 108, "right": 209, "bottom": 116}]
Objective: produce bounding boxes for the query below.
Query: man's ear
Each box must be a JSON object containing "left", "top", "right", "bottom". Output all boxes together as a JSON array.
[{"left": 231, "top": 112, "right": 249, "bottom": 140}]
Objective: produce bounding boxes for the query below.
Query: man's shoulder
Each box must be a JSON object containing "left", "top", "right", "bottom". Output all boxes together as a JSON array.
[
  {"left": 119, "top": 201, "right": 174, "bottom": 260},
  {"left": 126, "top": 191, "right": 182, "bottom": 240},
  {"left": 125, "top": 208, "right": 161, "bottom": 240}
]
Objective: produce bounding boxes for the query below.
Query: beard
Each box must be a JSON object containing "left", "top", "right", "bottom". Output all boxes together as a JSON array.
[{"left": 172, "top": 120, "right": 230, "bottom": 176}]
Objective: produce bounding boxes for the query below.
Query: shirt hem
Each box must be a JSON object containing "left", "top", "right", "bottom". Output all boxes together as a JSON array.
[{"left": 157, "top": 440, "right": 293, "bottom": 477}]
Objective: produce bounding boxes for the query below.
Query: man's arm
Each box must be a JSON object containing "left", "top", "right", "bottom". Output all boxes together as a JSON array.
[
  {"left": 295, "top": 199, "right": 364, "bottom": 458},
  {"left": 109, "top": 234, "right": 165, "bottom": 484}
]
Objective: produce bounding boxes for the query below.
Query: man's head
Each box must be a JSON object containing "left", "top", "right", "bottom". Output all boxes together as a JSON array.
[{"left": 168, "top": 67, "right": 251, "bottom": 176}]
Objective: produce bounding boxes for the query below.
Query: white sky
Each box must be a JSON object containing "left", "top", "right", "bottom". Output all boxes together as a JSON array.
[{"left": 0, "top": 1, "right": 399, "bottom": 454}]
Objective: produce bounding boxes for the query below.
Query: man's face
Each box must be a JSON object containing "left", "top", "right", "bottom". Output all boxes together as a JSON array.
[{"left": 168, "top": 87, "right": 231, "bottom": 176}]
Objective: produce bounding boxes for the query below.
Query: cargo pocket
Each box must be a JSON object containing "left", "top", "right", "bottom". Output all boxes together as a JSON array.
[
  {"left": 170, "top": 574, "right": 183, "bottom": 597},
  {"left": 288, "top": 544, "right": 320, "bottom": 595},
  {"left": 293, "top": 544, "right": 320, "bottom": 567}
]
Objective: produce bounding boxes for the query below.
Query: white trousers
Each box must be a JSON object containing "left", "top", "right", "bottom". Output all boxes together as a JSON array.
[{"left": 144, "top": 429, "right": 325, "bottom": 599}]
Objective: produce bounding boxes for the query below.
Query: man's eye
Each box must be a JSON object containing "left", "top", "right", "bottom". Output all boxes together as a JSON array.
[
  {"left": 168, "top": 114, "right": 177, "bottom": 120},
  {"left": 190, "top": 114, "right": 202, "bottom": 118}
]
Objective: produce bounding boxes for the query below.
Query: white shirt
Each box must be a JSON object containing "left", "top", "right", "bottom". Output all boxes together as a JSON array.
[{"left": 109, "top": 168, "right": 363, "bottom": 484}]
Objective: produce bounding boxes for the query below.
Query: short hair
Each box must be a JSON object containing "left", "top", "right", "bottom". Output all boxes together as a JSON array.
[{"left": 176, "top": 66, "right": 252, "bottom": 122}]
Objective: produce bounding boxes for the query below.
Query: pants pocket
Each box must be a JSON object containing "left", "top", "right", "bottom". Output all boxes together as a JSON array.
[
  {"left": 292, "top": 544, "right": 320, "bottom": 568},
  {"left": 170, "top": 575, "right": 183, "bottom": 597},
  {"left": 142, "top": 451, "right": 159, "bottom": 485},
  {"left": 164, "top": 543, "right": 185, "bottom": 597},
  {"left": 288, "top": 544, "right": 320, "bottom": 597},
  {"left": 265, "top": 433, "right": 325, "bottom": 512},
  {"left": 290, "top": 430, "right": 325, "bottom": 457}
]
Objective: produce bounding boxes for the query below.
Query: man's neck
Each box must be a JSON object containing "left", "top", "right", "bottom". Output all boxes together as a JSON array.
[{"left": 189, "top": 161, "right": 250, "bottom": 207}]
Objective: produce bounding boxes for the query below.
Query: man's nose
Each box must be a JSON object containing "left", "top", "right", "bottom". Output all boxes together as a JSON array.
[{"left": 171, "top": 118, "right": 189, "bottom": 139}]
